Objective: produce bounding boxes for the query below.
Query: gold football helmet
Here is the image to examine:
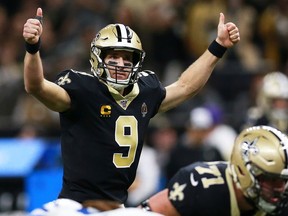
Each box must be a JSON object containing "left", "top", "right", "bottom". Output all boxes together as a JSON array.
[
  {"left": 90, "top": 24, "right": 145, "bottom": 90},
  {"left": 257, "top": 72, "right": 288, "bottom": 132},
  {"left": 230, "top": 125, "right": 288, "bottom": 214}
]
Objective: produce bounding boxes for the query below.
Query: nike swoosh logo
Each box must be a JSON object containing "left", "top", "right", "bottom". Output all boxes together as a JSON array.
[{"left": 190, "top": 173, "right": 199, "bottom": 187}]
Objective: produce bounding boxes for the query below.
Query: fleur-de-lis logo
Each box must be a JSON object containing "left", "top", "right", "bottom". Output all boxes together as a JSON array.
[
  {"left": 242, "top": 138, "right": 259, "bottom": 158},
  {"left": 169, "top": 182, "right": 187, "bottom": 201},
  {"left": 57, "top": 73, "right": 71, "bottom": 86}
]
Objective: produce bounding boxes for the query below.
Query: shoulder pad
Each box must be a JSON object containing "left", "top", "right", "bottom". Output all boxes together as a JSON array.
[
  {"left": 70, "top": 69, "right": 94, "bottom": 77},
  {"left": 138, "top": 70, "right": 155, "bottom": 78}
]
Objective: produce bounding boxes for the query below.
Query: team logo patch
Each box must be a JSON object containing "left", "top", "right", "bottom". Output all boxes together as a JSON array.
[
  {"left": 141, "top": 103, "right": 148, "bottom": 117},
  {"left": 57, "top": 73, "right": 71, "bottom": 86},
  {"left": 120, "top": 99, "right": 128, "bottom": 108},
  {"left": 169, "top": 182, "right": 186, "bottom": 201}
]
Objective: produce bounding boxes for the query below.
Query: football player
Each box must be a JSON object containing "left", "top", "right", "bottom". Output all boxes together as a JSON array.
[
  {"left": 29, "top": 198, "right": 163, "bottom": 216},
  {"left": 23, "top": 7, "right": 240, "bottom": 205},
  {"left": 140, "top": 126, "right": 288, "bottom": 216},
  {"left": 245, "top": 71, "right": 288, "bottom": 134}
]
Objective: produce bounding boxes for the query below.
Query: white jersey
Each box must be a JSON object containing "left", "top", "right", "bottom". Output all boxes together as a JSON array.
[{"left": 29, "top": 199, "right": 163, "bottom": 216}]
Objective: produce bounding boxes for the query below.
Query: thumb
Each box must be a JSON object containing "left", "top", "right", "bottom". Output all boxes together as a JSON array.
[
  {"left": 35, "top": 7, "right": 43, "bottom": 24},
  {"left": 218, "top": 12, "right": 225, "bottom": 26},
  {"left": 36, "top": 7, "right": 43, "bottom": 17}
]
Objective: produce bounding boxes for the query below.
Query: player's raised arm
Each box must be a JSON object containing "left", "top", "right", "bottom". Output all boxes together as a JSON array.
[
  {"left": 159, "top": 13, "right": 240, "bottom": 112},
  {"left": 23, "top": 7, "right": 71, "bottom": 112}
]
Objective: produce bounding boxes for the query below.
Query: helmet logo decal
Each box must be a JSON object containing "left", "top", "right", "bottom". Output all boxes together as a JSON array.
[
  {"left": 241, "top": 138, "right": 259, "bottom": 163},
  {"left": 95, "top": 33, "right": 108, "bottom": 42},
  {"left": 95, "top": 33, "right": 100, "bottom": 40}
]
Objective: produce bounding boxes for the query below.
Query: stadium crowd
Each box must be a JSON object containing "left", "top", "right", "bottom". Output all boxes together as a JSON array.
[{"left": 0, "top": 0, "right": 287, "bottom": 137}]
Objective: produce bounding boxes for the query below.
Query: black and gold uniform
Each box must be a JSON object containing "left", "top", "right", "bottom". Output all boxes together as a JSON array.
[
  {"left": 55, "top": 69, "right": 166, "bottom": 203},
  {"left": 167, "top": 161, "right": 288, "bottom": 216},
  {"left": 168, "top": 161, "right": 242, "bottom": 216}
]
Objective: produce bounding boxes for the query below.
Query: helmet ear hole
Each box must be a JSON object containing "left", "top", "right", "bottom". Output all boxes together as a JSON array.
[
  {"left": 132, "top": 52, "right": 141, "bottom": 65},
  {"left": 237, "top": 166, "right": 245, "bottom": 176},
  {"left": 100, "top": 50, "right": 108, "bottom": 60}
]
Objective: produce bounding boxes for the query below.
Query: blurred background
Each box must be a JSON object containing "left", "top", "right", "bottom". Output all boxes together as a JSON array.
[{"left": 0, "top": 0, "right": 287, "bottom": 214}]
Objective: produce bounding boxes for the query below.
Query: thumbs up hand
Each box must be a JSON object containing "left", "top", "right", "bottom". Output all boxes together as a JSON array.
[
  {"left": 216, "top": 13, "right": 240, "bottom": 48},
  {"left": 23, "top": 8, "right": 43, "bottom": 45}
]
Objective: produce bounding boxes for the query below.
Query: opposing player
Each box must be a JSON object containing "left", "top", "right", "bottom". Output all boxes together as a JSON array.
[
  {"left": 23, "top": 7, "right": 240, "bottom": 205},
  {"left": 141, "top": 126, "right": 288, "bottom": 215},
  {"left": 29, "top": 198, "right": 163, "bottom": 216}
]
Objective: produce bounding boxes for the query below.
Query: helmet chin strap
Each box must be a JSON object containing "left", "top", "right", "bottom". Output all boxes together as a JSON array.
[
  {"left": 107, "top": 81, "right": 128, "bottom": 91},
  {"left": 258, "top": 197, "right": 277, "bottom": 214}
]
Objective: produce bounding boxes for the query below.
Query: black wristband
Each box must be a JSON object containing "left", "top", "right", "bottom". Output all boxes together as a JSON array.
[
  {"left": 208, "top": 40, "right": 227, "bottom": 58},
  {"left": 25, "top": 38, "right": 41, "bottom": 54}
]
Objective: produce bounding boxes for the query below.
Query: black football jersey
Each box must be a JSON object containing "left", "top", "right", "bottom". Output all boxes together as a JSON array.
[
  {"left": 55, "top": 69, "right": 166, "bottom": 203},
  {"left": 167, "top": 161, "right": 273, "bottom": 216}
]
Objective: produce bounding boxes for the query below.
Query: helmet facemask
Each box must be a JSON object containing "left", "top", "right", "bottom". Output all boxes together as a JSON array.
[
  {"left": 244, "top": 163, "right": 288, "bottom": 214},
  {"left": 257, "top": 174, "right": 288, "bottom": 214},
  {"left": 90, "top": 24, "right": 145, "bottom": 91}
]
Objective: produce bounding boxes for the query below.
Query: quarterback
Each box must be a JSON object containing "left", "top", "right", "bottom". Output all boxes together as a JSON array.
[{"left": 23, "top": 7, "right": 240, "bottom": 205}]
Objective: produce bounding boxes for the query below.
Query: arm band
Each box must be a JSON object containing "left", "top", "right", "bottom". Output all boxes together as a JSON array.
[
  {"left": 25, "top": 38, "right": 41, "bottom": 54},
  {"left": 208, "top": 40, "right": 227, "bottom": 58},
  {"left": 140, "top": 200, "right": 151, "bottom": 211}
]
